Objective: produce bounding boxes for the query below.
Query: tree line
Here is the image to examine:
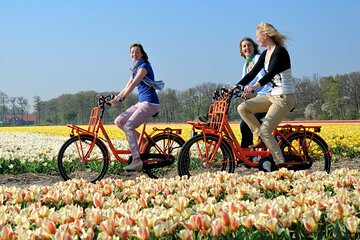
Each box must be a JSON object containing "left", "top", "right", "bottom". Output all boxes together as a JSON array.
[{"left": 0, "top": 71, "right": 359, "bottom": 126}]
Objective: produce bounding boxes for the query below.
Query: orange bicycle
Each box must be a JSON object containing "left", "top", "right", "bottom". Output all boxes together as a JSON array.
[
  {"left": 177, "top": 87, "right": 332, "bottom": 177},
  {"left": 57, "top": 94, "right": 185, "bottom": 183}
]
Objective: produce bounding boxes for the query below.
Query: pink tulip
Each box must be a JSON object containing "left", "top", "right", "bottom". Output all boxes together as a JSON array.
[
  {"left": 216, "top": 210, "right": 230, "bottom": 226},
  {"left": 38, "top": 206, "right": 50, "bottom": 218},
  {"left": 42, "top": 219, "right": 57, "bottom": 234},
  {"left": 80, "top": 228, "right": 95, "bottom": 240},
  {"left": 137, "top": 216, "right": 149, "bottom": 228},
  {"left": 264, "top": 218, "right": 278, "bottom": 233},
  {"left": 136, "top": 226, "right": 150, "bottom": 240},
  {"left": 302, "top": 215, "right": 317, "bottom": 233},
  {"left": 70, "top": 219, "right": 85, "bottom": 236},
  {"left": 137, "top": 198, "right": 147, "bottom": 208},
  {"left": 100, "top": 219, "right": 115, "bottom": 236},
  {"left": 87, "top": 210, "right": 102, "bottom": 225},
  {"left": 93, "top": 194, "right": 104, "bottom": 208},
  {"left": 115, "top": 226, "right": 130, "bottom": 239},
  {"left": 54, "top": 225, "right": 72, "bottom": 240},
  {"left": 0, "top": 224, "right": 15, "bottom": 240},
  {"left": 230, "top": 215, "right": 240, "bottom": 231},
  {"left": 343, "top": 216, "right": 359, "bottom": 234},
  {"left": 210, "top": 219, "right": 223, "bottom": 237},
  {"left": 267, "top": 206, "right": 282, "bottom": 219},
  {"left": 254, "top": 215, "right": 267, "bottom": 231},
  {"left": 178, "top": 229, "right": 192, "bottom": 240},
  {"left": 36, "top": 227, "right": 52, "bottom": 240},
  {"left": 279, "top": 215, "right": 295, "bottom": 228},
  {"left": 74, "top": 190, "right": 84, "bottom": 202},
  {"left": 293, "top": 193, "right": 305, "bottom": 206},
  {"left": 240, "top": 215, "right": 254, "bottom": 229},
  {"left": 153, "top": 223, "right": 166, "bottom": 238}
]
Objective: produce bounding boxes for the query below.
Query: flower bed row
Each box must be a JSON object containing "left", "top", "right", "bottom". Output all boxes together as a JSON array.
[
  {"left": 0, "top": 168, "right": 359, "bottom": 239},
  {"left": 0, "top": 123, "right": 360, "bottom": 174}
]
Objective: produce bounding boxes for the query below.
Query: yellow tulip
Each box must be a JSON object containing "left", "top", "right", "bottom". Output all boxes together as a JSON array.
[{"left": 343, "top": 216, "right": 359, "bottom": 235}]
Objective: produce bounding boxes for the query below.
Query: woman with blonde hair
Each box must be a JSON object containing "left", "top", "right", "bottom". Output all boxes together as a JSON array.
[{"left": 236, "top": 22, "right": 296, "bottom": 172}]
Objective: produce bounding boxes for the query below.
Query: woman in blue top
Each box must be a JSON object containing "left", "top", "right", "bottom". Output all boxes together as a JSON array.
[
  {"left": 238, "top": 37, "right": 271, "bottom": 150},
  {"left": 112, "top": 43, "right": 161, "bottom": 171}
]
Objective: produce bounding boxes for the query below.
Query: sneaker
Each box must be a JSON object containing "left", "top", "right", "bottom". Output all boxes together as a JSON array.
[
  {"left": 124, "top": 158, "right": 143, "bottom": 171},
  {"left": 262, "top": 161, "right": 272, "bottom": 172}
]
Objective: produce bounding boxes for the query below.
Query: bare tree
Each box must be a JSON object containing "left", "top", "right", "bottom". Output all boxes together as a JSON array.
[
  {"left": 343, "top": 72, "right": 360, "bottom": 119},
  {"left": 0, "top": 91, "right": 9, "bottom": 124},
  {"left": 9, "top": 97, "right": 17, "bottom": 125},
  {"left": 33, "top": 96, "right": 42, "bottom": 125},
  {"left": 17, "top": 97, "right": 29, "bottom": 124}
]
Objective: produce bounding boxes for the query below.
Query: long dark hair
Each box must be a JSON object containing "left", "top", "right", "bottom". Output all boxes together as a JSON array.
[{"left": 130, "top": 43, "right": 149, "bottom": 63}]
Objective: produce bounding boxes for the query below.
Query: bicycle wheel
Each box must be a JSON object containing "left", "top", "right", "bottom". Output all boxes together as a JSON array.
[
  {"left": 143, "top": 134, "right": 185, "bottom": 179},
  {"left": 57, "top": 135, "right": 109, "bottom": 183},
  {"left": 280, "top": 132, "right": 331, "bottom": 173},
  {"left": 177, "top": 134, "right": 235, "bottom": 177}
]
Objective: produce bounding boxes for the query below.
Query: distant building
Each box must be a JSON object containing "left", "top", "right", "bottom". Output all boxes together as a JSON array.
[{"left": 4, "top": 114, "right": 37, "bottom": 125}]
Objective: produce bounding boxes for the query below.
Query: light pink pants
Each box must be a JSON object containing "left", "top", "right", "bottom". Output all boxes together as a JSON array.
[{"left": 114, "top": 102, "right": 160, "bottom": 159}]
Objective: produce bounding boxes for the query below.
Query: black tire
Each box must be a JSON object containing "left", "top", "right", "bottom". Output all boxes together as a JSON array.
[
  {"left": 57, "top": 135, "right": 109, "bottom": 183},
  {"left": 280, "top": 132, "right": 331, "bottom": 173},
  {"left": 143, "top": 134, "right": 185, "bottom": 179},
  {"left": 177, "top": 134, "right": 235, "bottom": 177}
]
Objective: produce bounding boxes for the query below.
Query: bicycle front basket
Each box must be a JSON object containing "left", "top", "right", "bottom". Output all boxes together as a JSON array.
[
  {"left": 208, "top": 100, "right": 227, "bottom": 132},
  {"left": 88, "top": 106, "right": 101, "bottom": 133}
]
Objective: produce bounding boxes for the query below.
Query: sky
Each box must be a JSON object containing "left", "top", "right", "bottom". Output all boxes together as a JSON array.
[{"left": 1, "top": 0, "right": 360, "bottom": 111}]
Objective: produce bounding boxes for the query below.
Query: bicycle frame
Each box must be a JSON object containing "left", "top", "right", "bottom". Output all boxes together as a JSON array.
[{"left": 66, "top": 101, "right": 182, "bottom": 164}]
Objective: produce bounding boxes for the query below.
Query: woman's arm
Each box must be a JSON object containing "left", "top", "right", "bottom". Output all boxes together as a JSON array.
[
  {"left": 113, "top": 68, "right": 148, "bottom": 102},
  {"left": 257, "top": 47, "right": 291, "bottom": 86},
  {"left": 237, "top": 52, "right": 265, "bottom": 86}
]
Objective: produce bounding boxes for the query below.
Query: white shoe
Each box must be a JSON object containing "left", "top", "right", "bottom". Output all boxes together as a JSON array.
[
  {"left": 124, "top": 158, "right": 143, "bottom": 171},
  {"left": 262, "top": 161, "right": 272, "bottom": 172}
]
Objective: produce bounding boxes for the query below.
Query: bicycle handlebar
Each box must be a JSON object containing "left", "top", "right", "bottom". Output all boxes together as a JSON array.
[
  {"left": 212, "top": 85, "right": 246, "bottom": 100},
  {"left": 97, "top": 94, "right": 114, "bottom": 107}
]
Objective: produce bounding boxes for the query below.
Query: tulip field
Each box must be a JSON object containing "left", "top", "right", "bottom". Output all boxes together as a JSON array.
[{"left": 0, "top": 122, "right": 359, "bottom": 239}]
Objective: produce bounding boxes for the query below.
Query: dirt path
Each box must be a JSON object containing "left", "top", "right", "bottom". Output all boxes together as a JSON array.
[{"left": 1, "top": 158, "right": 358, "bottom": 189}]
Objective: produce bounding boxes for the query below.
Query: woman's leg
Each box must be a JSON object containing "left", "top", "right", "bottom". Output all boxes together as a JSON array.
[
  {"left": 240, "top": 112, "right": 266, "bottom": 148},
  {"left": 259, "top": 94, "right": 296, "bottom": 165},
  {"left": 122, "top": 103, "right": 160, "bottom": 159},
  {"left": 237, "top": 95, "right": 271, "bottom": 137},
  {"left": 122, "top": 103, "right": 160, "bottom": 171},
  {"left": 240, "top": 120, "right": 253, "bottom": 148}
]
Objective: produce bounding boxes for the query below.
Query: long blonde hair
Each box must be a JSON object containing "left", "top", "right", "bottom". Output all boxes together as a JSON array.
[{"left": 256, "top": 22, "right": 287, "bottom": 48}]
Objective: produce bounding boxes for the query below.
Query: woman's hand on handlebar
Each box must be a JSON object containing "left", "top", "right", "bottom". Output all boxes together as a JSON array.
[{"left": 110, "top": 95, "right": 125, "bottom": 105}]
